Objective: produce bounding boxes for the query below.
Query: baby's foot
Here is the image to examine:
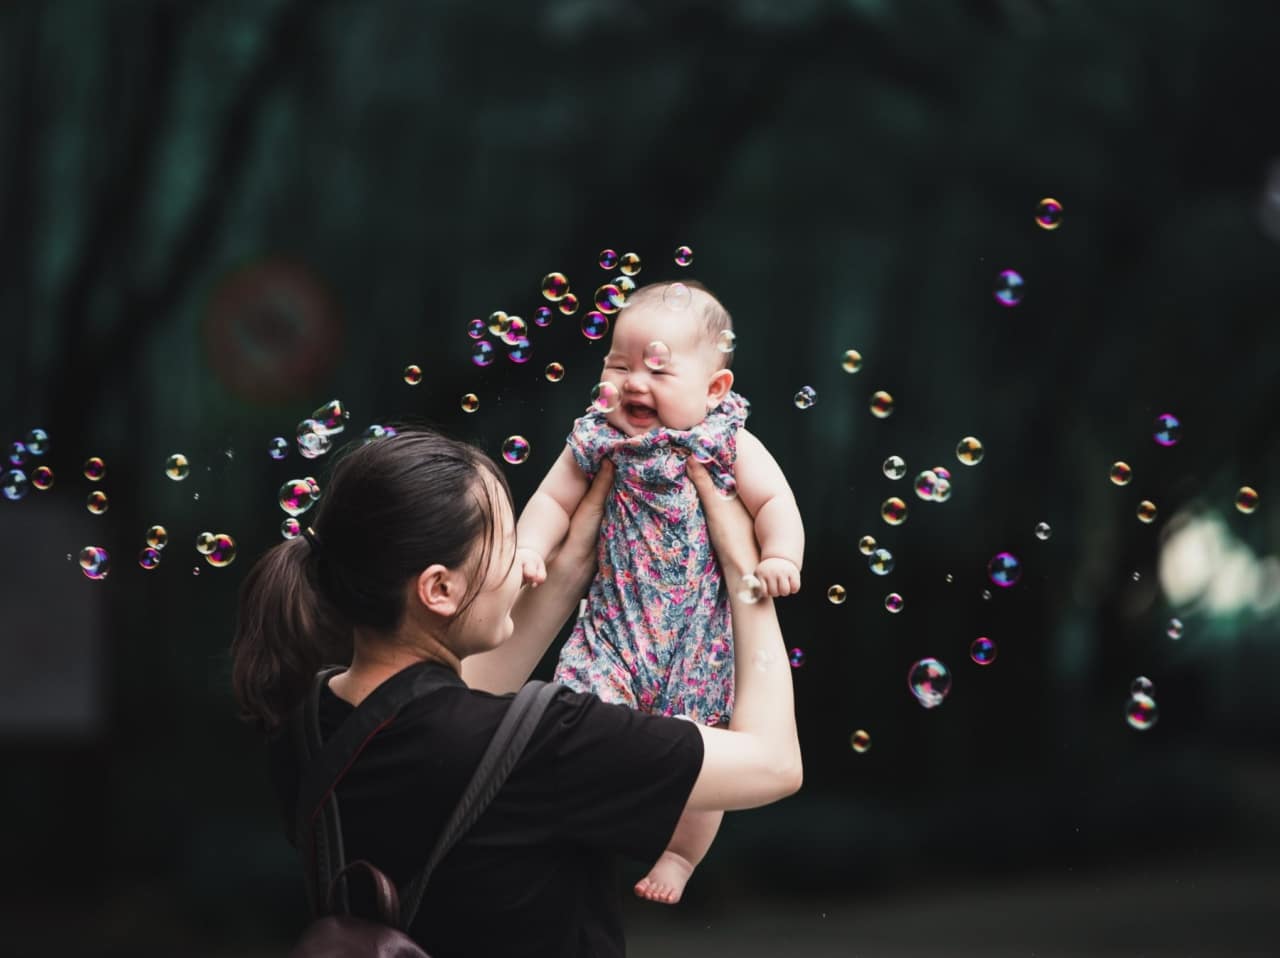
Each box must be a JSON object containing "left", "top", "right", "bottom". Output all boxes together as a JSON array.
[{"left": 633, "top": 850, "right": 695, "bottom": 905}]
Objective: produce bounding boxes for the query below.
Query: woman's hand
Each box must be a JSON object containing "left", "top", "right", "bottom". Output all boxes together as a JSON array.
[{"left": 686, "top": 457, "right": 761, "bottom": 584}]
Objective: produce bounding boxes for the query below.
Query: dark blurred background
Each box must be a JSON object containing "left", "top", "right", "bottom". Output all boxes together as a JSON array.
[{"left": 2, "top": 1, "right": 1279, "bottom": 955}]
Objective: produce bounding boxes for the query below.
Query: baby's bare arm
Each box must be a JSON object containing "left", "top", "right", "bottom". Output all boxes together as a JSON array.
[
  {"left": 517, "top": 445, "right": 592, "bottom": 559},
  {"left": 734, "top": 430, "right": 804, "bottom": 590}
]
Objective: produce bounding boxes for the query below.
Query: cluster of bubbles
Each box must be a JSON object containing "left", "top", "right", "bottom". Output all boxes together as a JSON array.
[
  {"left": 794, "top": 386, "right": 817, "bottom": 410},
  {"left": 1125, "top": 676, "right": 1159, "bottom": 731},
  {"left": 137, "top": 524, "right": 169, "bottom": 571},
  {"left": 297, "top": 399, "right": 350, "bottom": 460},
  {"left": 2, "top": 428, "right": 52, "bottom": 501},
  {"left": 908, "top": 658, "right": 952, "bottom": 709},
  {"left": 197, "top": 530, "right": 238, "bottom": 568}
]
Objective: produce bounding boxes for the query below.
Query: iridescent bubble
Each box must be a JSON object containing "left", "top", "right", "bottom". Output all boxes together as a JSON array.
[
  {"left": 278, "top": 479, "right": 317, "bottom": 517},
  {"left": 868, "top": 547, "right": 895, "bottom": 575},
  {"left": 146, "top": 525, "right": 168, "bottom": 550},
  {"left": 1125, "top": 693, "right": 1158, "bottom": 731},
  {"left": 1035, "top": 522, "right": 1052, "bottom": 541},
  {"left": 501, "top": 436, "right": 530, "bottom": 465},
  {"left": 858, "top": 535, "right": 877, "bottom": 556},
  {"left": 1136, "top": 500, "right": 1158, "bottom": 524},
  {"left": 982, "top": 588, "right": 992, "bottom": 600},
  {"left": 883, "top": 456, "right": 906, "bottom": 479},
  {"left": 558, "top": 292, "right": 580, "bottom": 316},
  {"left": 881, "top": 497, "right": 907, "bottom": 525},
  {"left": 884, "top": 592, "right": 904, "bottom": 614},
  {"left": 1235, "top": 486, "right": 1259, "bottom": 514},
  {"left": 303, "top": 476, "right": 321, "bottom": 501},
  {"left": 269, "top": 437, "right": 288, "bottom": 461},
  {"left": 533, "top": 306, "right": 553, "bottom": 328},
  {"left": 501, "top": 317, "right": 528, "bottom": 346},
  {"left": 841, "top": 349, "right": 863, "bottom": 374},
  {"left": 7, "top": 442, "right": 26, "bottom": 467},
  {"left": 192, "top": 566, "right": 200, "bottom": 577},
  {"left": 507, "top": 336, "right": 533, "bottom": 364},
  {"left": 25, "top": 428, "right": 50, "bottom": 456},
  {"left": 31, "top": 465, "right": 54, "bottom": 491},
  {"left": 674, "top": 245, "right": 694, "bottom": 267},
  {"left": 487, "top": 311, "right": 510, "bottom": 337},
  {"left": 933, "top": 478, "right": 952, "bottom": 502},
  {"left": 591, "top": 382, "right": 620, "bottom": 413},
  {"left": 363, "top": 425, "right": 389, "bottom": 442},
  {"left": 281, "top": 517, "right": 301, "bottom": 539},
  {"left": 663, "top": 282, "right": 691, "bottom": 311},
  {"left": 1153, "top": 413, "right": 1182, "bottom": 447},
  {"left": 913, "top": 471, "right": 938, "bottom": 501},
  {"left": 403, "top": 364, "right": 423, "bottom": 385},
  {"left": 594, "top": 284, "right": 622, "bottom": 315},
  {"left": 850, "top": 730, "right": 871, "bottom": 753},
  {"left": 1110, "top": 461, "right": 1133, "bottom": 486},
  {"left": 908, "top": 658, "right": 952, "bottom": 709},
  {"left": 613, "top": 275, "right": 637, "bottom": 301},
  {"left": 2, "top": 469, "right": 28, "bottom": 501},
  {"left": 196, "top": 531, "right": 217, "bottom": 554},
  {"left": 471, "top": 340, "right": 495, "bottom": 367},
  {"left": 870, "top": 391, "right": 894, "bottom": 418},
  {"left": 541, "top": 273, "right": 570, "bottom": 302},
  {"left": 827, "top": 584, "right": 847, "bottom": 605},
  {"left": 1130, "top": 675, "right": 1155, "bottom": 697},
  {"left": 79, "top": 546, "right": 110, "bottom": 580},
  {"left": 545, "top": 362, "right": 565, "bottom": 382},
  {"left": 956, "top": 437, "right": 984, "bottom": 466},
  {"left": 467, "top": 318, "right": 486, "bottom": 339},
  {"left": 619, "top": 252, "right": 641, "bottom": 276},
  {"left": 644, "top": 341, "right": 672, "bottom": 371},
  {"left": 932, "top": 466, "right": 952, "bottom": 481},
  {"left": 296, "top": 420, "right": 331, "bottom": 460},
  {"left": 83, "top": 457, "right": 106, "bottom": 481},
  {"left": 1132, "top": 571, "right": 1141, "bottom": 582},
  {"left": 311, "top": 399, "right": 349, "bottom": 435},
  {"left": 1166, "top": 617, "right": 1184, "bottom": 640},
  {"left": 945, "top": 573, "right": 954, "bottom": 583},
  {"left": 737, "top": 574, "right": 765, "bottom": 604},
  {"left": 207, "top": 533, "right": 237, "bottom": 568},
  {"left": 970, "top": 636, "right": 997, "bottom": 665},
  {"left": 1035, "top": 197, "right": 1063, "bottom": 230},
  {"left": 794, "top": 386, "right": 817, "bottom": 410},
  {"left": 987, "top": 551, "right": 1022, "bottom": 588},
  {"left": 85, "top": 490, "right": 108, "bottom": 515},
  {"left": 788, "top": 648, "right": 806, "bottom": 669},
  {"left": 994, "top": 269, "right": 1025, "bottom": 307},
  {"left": 161, "top": 453, "right": 190, "bottom": 481},
  {"left": 716, "top": 330, "right": 737, "bottom": 353},
  {"left": 138, "top": 547, "right": 161, "bottom": 570},
  {"left": 599, "top": 249, "right": 619, "bottom": 270},
  {"left": 460, "top": 393, "right": 479, "bottom": 413},
  {"left": 581, "top": 311, "right": 608, "bottom": 341}
]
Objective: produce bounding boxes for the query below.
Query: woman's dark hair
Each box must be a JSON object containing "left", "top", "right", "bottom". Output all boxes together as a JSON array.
[{"left": 230, "top": 427, "right": 512, "bottom": 733}]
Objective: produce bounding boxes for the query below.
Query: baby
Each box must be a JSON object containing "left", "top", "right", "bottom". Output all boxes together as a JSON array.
[{"left": 516, "top": 279, "right": 804, "bottom": 904}]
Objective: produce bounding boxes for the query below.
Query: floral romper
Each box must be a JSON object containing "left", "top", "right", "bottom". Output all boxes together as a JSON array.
[{"left": 553, "top": 390, "right": 751, "bottom": 726}]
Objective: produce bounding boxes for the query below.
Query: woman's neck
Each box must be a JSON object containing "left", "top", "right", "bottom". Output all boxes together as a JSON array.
[{"left": 330, "top": 628, "right": 461, "bottom": 706}]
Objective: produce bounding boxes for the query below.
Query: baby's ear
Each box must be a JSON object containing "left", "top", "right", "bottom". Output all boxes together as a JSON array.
[{"left": 706, "top": 368, "right": 734, "bottom": 407}]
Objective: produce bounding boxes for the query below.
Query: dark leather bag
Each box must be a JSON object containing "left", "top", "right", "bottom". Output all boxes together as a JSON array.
[{"left": 285, "top": 662, "right": 560, "bottom": 957}]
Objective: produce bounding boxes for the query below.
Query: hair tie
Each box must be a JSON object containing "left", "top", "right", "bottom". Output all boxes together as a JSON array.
[{"left": 301, "top": 526, "right": 323, "bottom": 554}]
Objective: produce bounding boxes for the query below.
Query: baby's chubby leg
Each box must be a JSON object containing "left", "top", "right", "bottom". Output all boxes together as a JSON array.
[{"left": 634, "top": 807, "right": 724, "bottom": 905}]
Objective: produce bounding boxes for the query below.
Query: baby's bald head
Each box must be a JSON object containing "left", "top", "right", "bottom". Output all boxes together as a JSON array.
[{"left": 620, "top": 280, "right": 735, "bottom": 370}]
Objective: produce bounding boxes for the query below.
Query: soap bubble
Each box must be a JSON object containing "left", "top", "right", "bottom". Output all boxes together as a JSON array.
[
  {"left": 558, "top": 292, "right": 580, "bottom": 316},
  {"left": 674, "top": 245, "right": 693, "bottom": 267},
  {"left": 31, "top": 465, "right": 54, "bottom": 490},
  {"left": 501, "top": 436, "right": 530, "bottom": 465},
  {"left": 982, "top": 588, "right": 992, "bottom": 600},
  {"left": 716, "top": 330, "right": 737, "bottom": 353},
  {"left": 884, "top": 593, "right": 904, "bottom": 613},
  {"left": 599, "top": 249, "right": 619, "bottom": 270},
  {"left": 883, "top": 456, "right": 906, "bottom": 480},
  {"left": 644, "top": 341, "right": 672, "bottom": 371},
  {"left": 827, "top": 584, "right": 847, "bottom": 605},
  {"left": 541, "top": 272, "right": 569, "bottom": 301},
  {"left": 1035, "top": 197, "right": 1063, "bottom": 230},
  {"left": 1166, "top": 617, "right": 1184, "bottom": 640},
  {"left": 868, "top": 547, "right": 895, "bottom": 575},
  {"left": 994, "top": 269, "right": 1025, "bottom": 307},
  {"left": 933, "top": 477, "right": 952, "bottom": 502},
  {"left": 1109, "top": 461, "right": 1132, "bottom": 486},
  {"left": 663, "top": 282, "right": 691, "bottom": 311},
  {"left": 913, "top": 470, "right": 938, "bottom": 501},
  {"left": 278, "top": 479, "right": 318, "bottom": 517},
  {"left": 506, "top": 336, "right": 532, "bottom": 364},
  {"left": 850, "top": 730, "right": 871, "bottom": 753},
  {"left": 296, "top": 420, "right": 331, "bottom": 459},
  {"left": 581, "top": 310, "right": 608, "bottom": 340},
  {"left": 281, "top": 517, "right": 301, "bottom": 539},
  {"left": 79, "top": 546, "right": 110, "bottom": 580},
  {"left": 86, "top": 491, "right": 109, "bottom": 515},
  {"left": 1136, "top": 500, "right": 1158, "bottom": 524},
  {"left": 138, "top": 547, "right": 162, "bottom": 571},
  {"left": 1131, "top": 571, "right": 1141, "bottom": 582},
  {"left": 591, "top": 382, "right": 620, "bottom": 413},
  {"left": 1235, "top": 486, "right": 1258, "bottom": 514},
  {"left": 162, "top": 453, "right": 189, "bottom": 480},
  {"left": 594, "top": 284, "right": 623, "bottom": 314},
  {"left": 881, "top": 497, "right": 907, "bottom": 526},
  {"left": 500, "top": 316, "right": 528, "bottom": 345},
  {"left": 908, "top": 658, "right": 951, "bottom": 708},
  {"left": 544, "top": 362, "right": 565, "bottom": 382},
  {"left": 793, "top": 386, "right": 817, "bottom": 410},
  {"left": 195, "top": 532, "right": 215, "bottom": 555},
  {"left": 311, "top": 400, "right": 349, "bottom": 435},
  {"left": 146, "top": 525, "right": 168, "bottom": 549},
  {"left": 788, "top": 648, "right": 806, "bottom": 668},
  {"left": 619, "top": 252, "right": 641, "bottom": 276},
  {"left": 969, "top": 636, "right": 997, "bottom": 665},
  {"left": 7, "top": 442, "right": 26, "bottom": 467},
  {"left": 25, "top": 428, "right": 50, "bottom": 456},
  {"left": 206, "top": 533, "right": 237, "bottom": 568},
  {"left": 987, "top": 551, "right": 1022, "bottom": 588},
  {"left": 841, "top": 349, "right": 863, "bottom": 373},
  {"left": 1035, "top": 522, "right": 1052, "bottom": 540},
  {"left": 2, "top": 470, "right": 28, "bottom": 501},
  {"left": 533, "top": 306, "right": 553, "bottom": 328},
  {"left": 858, "top": 535, "right": 877, "bottom": 556},
  {"left": 1130, "top": 675, "right": 1155, "bottom": 697},
  {"left": 932, "top": 466, "right": 952, "bottom": 481},
  {"left": 460, "top": 393, "right": 480, "bottom": 413},
  {"left": 956, "top": 436, "right": 984, "bottom": 465},
  {"left": 737, "top": 574, "right": 765, "bottom": 604},
  {"left": 487, "top": 311, "right": 510, "bottom": 336},
  {"left": 467, "top": 318, "right": 486, "bottom": 339},
  {"left": 1125, "top": 693, "right": 1158, "bottom": 731},
  {"left": 83, "top": 457, "right": 106, "bottom": 481},
  {"left": 269, "top": 437, "right": 288, "bottom": 461},
  {"left": 1152, "top": 413, "right": 1182, "bottom": 447},
  {"left": 403, "top": 364, "right": 422, "bottom": 385},
  {"left": 870, "top": 391, "right": 894, "bottom": 418},
  {"left": 613, "top": 275, "right": 637, "bottom": 300},
  {"left": 471, "top": 340, "right": 495, "bottom": 367}
]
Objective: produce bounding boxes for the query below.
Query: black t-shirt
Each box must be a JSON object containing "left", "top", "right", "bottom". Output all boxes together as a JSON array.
[{"left": 269, "top": 662, "right": 705, "bottom": 957}]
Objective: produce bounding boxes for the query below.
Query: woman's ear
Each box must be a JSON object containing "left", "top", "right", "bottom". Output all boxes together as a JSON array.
[
  {"left": 413, "top": 564, "right": 465, "bottom": 617},
  {"left": 706, "top": 367, "right": 735, "bottom": 408}
]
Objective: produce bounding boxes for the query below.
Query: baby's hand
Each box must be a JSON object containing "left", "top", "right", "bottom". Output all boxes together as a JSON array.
[
  {"left": 517, "top": 546, "right": 546, "bottom": 588},
  {"left": 754, "top": 557, "right": 801, "bottom": 598}
]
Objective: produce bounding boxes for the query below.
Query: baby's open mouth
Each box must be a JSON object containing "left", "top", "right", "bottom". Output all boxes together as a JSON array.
[{"left": 624, "top": 402, "right": 656, "bottom": 420}]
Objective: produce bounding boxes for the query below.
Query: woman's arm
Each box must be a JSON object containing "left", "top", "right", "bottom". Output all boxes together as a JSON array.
[
  {"left": 463, "top": 460, "right": 614, "bottom": 694},
  {"left": 682, "top": 456, "right": 804, "bottom": 811}
]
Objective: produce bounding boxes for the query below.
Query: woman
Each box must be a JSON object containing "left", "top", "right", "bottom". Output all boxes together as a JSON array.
[{"left": 231, "top": 429, "right": 801, "bottom": 956}]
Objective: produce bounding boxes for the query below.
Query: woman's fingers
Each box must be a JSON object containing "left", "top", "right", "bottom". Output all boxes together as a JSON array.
[{"left": 686, "top": 458, "right": 760, "bottom": 579}]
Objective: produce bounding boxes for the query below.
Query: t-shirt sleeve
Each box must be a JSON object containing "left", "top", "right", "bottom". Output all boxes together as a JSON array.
[
  {"left": 530, "top": 688, "right": 705, "bottom": 862},
  {"left": 565, "top": 411, "right": 613, "bottom": 480}
]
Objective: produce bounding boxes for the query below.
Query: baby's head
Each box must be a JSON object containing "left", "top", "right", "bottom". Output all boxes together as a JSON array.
[{"left": 599, "top": 280, "right": 735, "bottom": 436}]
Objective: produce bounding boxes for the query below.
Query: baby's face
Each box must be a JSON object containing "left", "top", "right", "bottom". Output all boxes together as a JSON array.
[{"left": 599, "top": 301, "right": 723, "bottom": 436}]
